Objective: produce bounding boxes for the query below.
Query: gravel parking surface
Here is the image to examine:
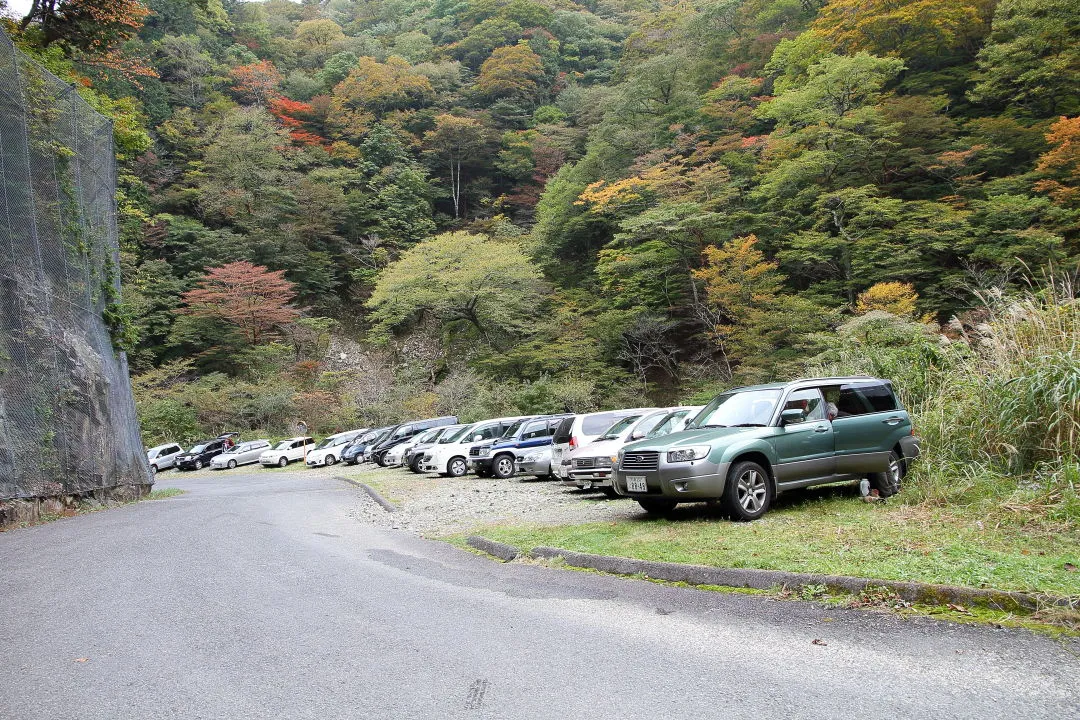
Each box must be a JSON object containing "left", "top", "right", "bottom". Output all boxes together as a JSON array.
[{"left": 342, "top": 463, "right": 643, "bottom": 536}]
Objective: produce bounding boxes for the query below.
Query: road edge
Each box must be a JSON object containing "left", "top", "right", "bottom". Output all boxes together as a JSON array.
[{"left": 335, "top": 476, "right": 397, "bottom": 513}]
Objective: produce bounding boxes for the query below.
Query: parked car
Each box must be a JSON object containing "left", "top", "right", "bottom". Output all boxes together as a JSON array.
[
  {"left": 174, "top": 438, "right": 229, "bottom": 471},
  {"left": 611, "top": 377, "right": 921, "bottom": 520},
  {"left": 258, "top": 437, "right": 315, "bottom": 468},
  {"left": 471, "top": 414, "right": 571, "bottom": 479},
  {"left": 514, "top": 445, "right": 553, "bottom": 479},
  {"left": 211, "top": 439, "right": 273, "bottom": 470},
  {"left": 384, "top": 426, "right": 448, "bottom": 467},
  {"left": 549, "top": 409, "right": 657, "bottom": 483},
  {"left": 418, "top": 416, "right": 528, "bottom": 477},
  {"left": 567, "top": 407, "right": 686, "bottom": 495},
  {"left": 305, "top": 429, "right": 369, "bottom": 468},
  {"left": 369, "top": 416, "right": 459, "bottom": 466},
  {"left": 341, "top": 427, "right": 393, "bottom": 465},
  {"left": 146, "top": 443, "right": 183, "bottom": 474},
  {"left": 403, "top": 425, "right": 462, "bottom": 473}
]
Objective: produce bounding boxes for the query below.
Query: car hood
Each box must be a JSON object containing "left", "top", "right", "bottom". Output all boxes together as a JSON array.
[
  {"left": 568, "top": 438, "right": 624, "bottom": 460},
  {"left": 622, "top": 426, "right": 773, "bottom": 453}
]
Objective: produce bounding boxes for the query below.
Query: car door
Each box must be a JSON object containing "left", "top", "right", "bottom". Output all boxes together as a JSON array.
[
  {"left": 164, "top": 445, "right": 182, "bottom": 467},
  {"left": 825, "top": 382, "right": 907, "bottom": 474},
  {"left": 770, "top": 388, "right": 836, "bottom": 484}
]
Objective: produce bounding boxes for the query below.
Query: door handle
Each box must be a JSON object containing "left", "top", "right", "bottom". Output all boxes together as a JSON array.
[
  {"left": 882, "top": 417, "right": 902, "bottom": 425},
  {"left": 814, "top": 424, "right": 830, "bottom": 433}
]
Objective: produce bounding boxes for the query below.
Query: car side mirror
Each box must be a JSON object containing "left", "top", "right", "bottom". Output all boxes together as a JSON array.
[
  {"left": 780, "top": 408, "right": 805, "bottom": 426},
  {"left": 631, "top": 431, "right": 645, "bottom": 440},
  {"left": 473, "top": 434, "right": 483, "bottom": 441}
]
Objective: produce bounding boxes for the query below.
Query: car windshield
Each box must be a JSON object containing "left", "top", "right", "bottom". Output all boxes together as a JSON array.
[
  {"left": 689, "top": 389, "right": 782, "bottom": 428},
  {"left": 313, "top": 438, "right": 336, "bottom": 450},
  {"left": 647, "top": 410, "right": 690, "bottom": 438},
  {"left": 389, "top": 425, "right": 413, "bottom": 440},
  {"left": 440, "top": 425, "right": 473, "bottom": 443},
  {"left": 188, "top": 444, "right": 207, "bottom": 453},
  {"left": 598, "top": 415, "right": 641, "bottom": 441},
  {"left": 500, "top": 420, "right": 526, "bottom": 439},
  {"left": 416, "top": 428, "right": 440, "bottom": 443},
  {"left": 273, "top": 441, "right": 292, "bottom": 450}
]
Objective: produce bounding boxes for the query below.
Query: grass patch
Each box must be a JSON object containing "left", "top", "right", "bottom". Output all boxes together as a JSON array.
[
  {"left": 467, "top": 485, "right": 1080, "bottom": 597},
  {"left": 146, "top": 487, "right": 185, "bottom": 500}
]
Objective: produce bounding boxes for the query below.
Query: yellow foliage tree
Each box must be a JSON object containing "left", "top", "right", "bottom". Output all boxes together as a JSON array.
[
  {"left": 1034, "top": 116, "right": 1080, "bottom": 208},
  {"left": 328, "top": 56, "right": 434, "bottom": 138},
  {"left": 476, "top": 42, "right": 545, "bottom": 98},
  {"left": 811, "top": 0, "right": 990, "bottom": 60},
  {"left": 855, "top": 281, "right": 919, "bottom": 316}
]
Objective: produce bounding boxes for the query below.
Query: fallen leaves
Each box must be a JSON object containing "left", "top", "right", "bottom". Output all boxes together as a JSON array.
[{"left": 811, "top": 638, "right": 828, "bottom": 646}]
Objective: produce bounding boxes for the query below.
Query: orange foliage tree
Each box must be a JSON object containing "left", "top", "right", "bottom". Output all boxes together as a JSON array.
[
  {"left": 1034, "top": 116, "right": 1080, "bottom": 207},
  {"left": 476, "top": 42, "right": 545, "bottom": 98},
  {"left": 180, "top": 262, "right": 301, "bottom": 345},
  {"left": 229, "top": 60, "right": 283, "bottom": 105}
]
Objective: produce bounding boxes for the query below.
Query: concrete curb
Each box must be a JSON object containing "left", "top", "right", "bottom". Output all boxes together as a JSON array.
[
  {"left": 466, "top": 536, "right": 519, "bottom": 562},
  {"left": 528, "top": 545, "right": 1075, "bottom": 613},
  {"left": 335, "top": 476, "right": 396, "bottom": 513}
]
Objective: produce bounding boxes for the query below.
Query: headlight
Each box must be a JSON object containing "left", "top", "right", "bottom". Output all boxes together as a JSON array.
[
  {"left": 667, "top": 445, "right": 711, "bottom": 463},
  {"left": 594, "top": 457, "right": 612, "bottom": 468}
]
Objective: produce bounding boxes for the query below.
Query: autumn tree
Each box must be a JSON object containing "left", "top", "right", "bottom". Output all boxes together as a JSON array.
[
  {"left": 180, "top": 261, "right": 300, "bottom": 345},
  {"left": 422, "top": 114, "right": 487, "bottom": 219},
  {"left": 229, "top": 59, "right": 282, "bottom": 105},
  {"left": 476, "top": 42, "right": 545, "bottom": 99},
  {"left": 855, "top": 282, "right": 920, "bottom": 316},
  {"left": 1034, "top": 116, "right": 1080, "bottom": 207},
  {"left": 19, "top": 0, "right": 150, "bottom": 53}
]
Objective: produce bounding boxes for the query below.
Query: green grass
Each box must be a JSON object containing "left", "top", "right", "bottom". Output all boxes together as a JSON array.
[
  {"left": 464, "top": 485, "right": 1080, "bottom": 598},
  {"left": 146, "top": 487, "right": 185, "bottom": 500}
]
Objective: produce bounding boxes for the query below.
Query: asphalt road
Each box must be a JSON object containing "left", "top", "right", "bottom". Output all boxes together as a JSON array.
[{"left": 1, "top": 471, "right": 1077, "bottom": 720}]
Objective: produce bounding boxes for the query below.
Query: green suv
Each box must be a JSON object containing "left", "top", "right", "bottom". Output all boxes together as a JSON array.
[{"left": 611, "top": 377, "right": 920, "bottom": 520}]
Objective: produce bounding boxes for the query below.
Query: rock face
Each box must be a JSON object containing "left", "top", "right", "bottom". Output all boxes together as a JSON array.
[{"left": 0, "top": 31, "right": 149, "bottom": 501}]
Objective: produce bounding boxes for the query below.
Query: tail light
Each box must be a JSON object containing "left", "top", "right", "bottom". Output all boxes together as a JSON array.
[{"left": 569, "top": 435, "right": 577, "bottom": 449}]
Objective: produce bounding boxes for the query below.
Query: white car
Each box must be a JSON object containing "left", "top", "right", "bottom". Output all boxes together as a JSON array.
[
  {"left": 418, "top": 417, "right": 528, "bottom": 477},
  {"left": 381, "top": 430, "right": 432, "bottom": 467},
  {"left": 259, "top": 437, "right": 315, "bottom": 467},
  {"left": 306, "top": 429, "right": 368, "bottom": 467},
  {"left": 210, "top": 439, "right": 272, "bottom": 470},
  {"left": 566, "top": 407, "right": 695, "bottom": 495},
  {"left": 146, "top": 443, "right": 183, "bottom": 474},
  {"left": 550, "top": 408, "right": 658, "bottom": 482}
]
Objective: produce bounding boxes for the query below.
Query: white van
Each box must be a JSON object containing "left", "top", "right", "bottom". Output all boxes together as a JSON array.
[
  {"left": 549, "top": 408, "right": 658, "bottom": 482},
  {"left": 305, "top": 429, "right": 369, "bottom": 467}
]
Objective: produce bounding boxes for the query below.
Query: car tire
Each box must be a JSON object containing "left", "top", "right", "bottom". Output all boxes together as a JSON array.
[
  {"left": 325, "top": 454, "right": 336, "bottom": 466},
  {"left": 476, "top": 467, "right": 492, "bottom": 478},
  {"left": 408, "top": 459, "right": 422, "bottom": 473},
  {"left": 194, "top": 460, "right": 203, "bottom": 470},
  {"left": 868, "top": 451, "right": 903, "bottom": 498},
  {"left": 492, "top": 455, "right": 516, "bottom": 479},
  {"left": 150, "top": 464, "right": 157, "bottom": 475},
  {"left": 447, "top": 456, "right": 467, "bottom": 477},
  {"left": 278, "top": 457, "right": 288, "bottom": 468},
  {"left": 722, "top": 460, "right": 773, "bottom": 521},
  {"left": 637, "top": 498, "right": 677, "bottom": 515}
]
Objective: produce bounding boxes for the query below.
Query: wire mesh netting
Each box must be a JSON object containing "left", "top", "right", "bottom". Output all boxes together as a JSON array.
[{"left": 0, "top": 31, "right": 149, "bottom": 500}]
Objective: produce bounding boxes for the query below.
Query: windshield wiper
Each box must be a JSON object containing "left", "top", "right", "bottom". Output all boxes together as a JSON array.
[
  {"left": 696, "top": 424, "right": 728, "bottom": 429},
  {"left": 731, "top": 423, "right": 766, "bottom": 427}
]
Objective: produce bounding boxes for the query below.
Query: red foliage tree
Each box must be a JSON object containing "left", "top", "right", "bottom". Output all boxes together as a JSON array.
[
  {"left": 180, "top": 262, "right": 301, "bottom": 345},
  {"left": 269, "top": 96, "right": 328, "bottom": 147}
]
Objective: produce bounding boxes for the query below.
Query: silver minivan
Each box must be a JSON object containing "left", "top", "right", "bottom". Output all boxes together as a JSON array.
[{"left": 146, "top": 443, "right": 183, "bottom": 474}]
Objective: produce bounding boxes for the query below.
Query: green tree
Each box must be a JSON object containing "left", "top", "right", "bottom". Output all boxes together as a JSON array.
[{"left": 367, "top": 232, "right": 547, "bottom": 347}]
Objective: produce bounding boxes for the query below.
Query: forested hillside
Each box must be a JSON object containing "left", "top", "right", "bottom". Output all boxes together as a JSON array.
[{"left": 3, "top": 0, "right": 1078, "bottom": 440}]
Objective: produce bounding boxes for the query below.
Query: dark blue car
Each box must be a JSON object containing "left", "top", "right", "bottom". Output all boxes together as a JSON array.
[{"left": 468, "top": 415, "right": 571, "bottom": 479}]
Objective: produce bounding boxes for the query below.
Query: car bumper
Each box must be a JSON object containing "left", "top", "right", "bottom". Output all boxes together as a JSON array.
[
  {"left": 174, "top": 460, "right": 200, "bottom": 470},
  {"left": 259, "top": 458, "right": 283, "bottom": 466},
  {"left": 611, "top": 459, "right": 731, "bottom": 499},
  {"left": 899, "top": 435, "right": 921, "bottom": 463},
  {"left": 568, "top": 468, "right": 613, "bottom": 488},
  {"left": 419, "top": 457, "right": 440, "bottom": 473},
  {"left": 468, "top": 458, "right": 493, "bottom": 472},
  {"left": 515, "top": 457, "right": 551, "bottom": 476}
]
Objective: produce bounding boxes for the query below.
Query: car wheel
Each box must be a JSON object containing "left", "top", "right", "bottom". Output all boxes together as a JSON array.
[
  {"left": 149, "top": 464, "right": 157, "bottom": 475},
  {"left": 868, "top": 451, "right": 903, "bottom": 497},
  {"left": 408, "top": 459, "right": 422, "bottom": 473},
  {"left": 278, "top": 456, "right": 288, "bottom": 468},
  {"left": 722, "top": 460, "right": 772, "bottom": 521},
  {"left": 227, "top": 459, "right": 237, "bottom": 469},
  {"left": 637, "top": 498, "right": 677, "bottom": 515},
  {"left": 194, "top": 460, "right": 203, "bottom": 470},
  {"left": 447, "top": 456, "right": 467, "bottom": 477},
  {"left": 324, "top": 454, "right": 336, "bottom": 466},
  {"left": 492, "top": 455, "right": 516, "bottom": 479}
]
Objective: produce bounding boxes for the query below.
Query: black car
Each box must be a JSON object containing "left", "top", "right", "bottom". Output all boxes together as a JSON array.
[
  {"left": 369, "top": 416, "right": 459, "bottom": 467},
  {"left": 174, "top": 438, "right": 228, "bottom": 471}
]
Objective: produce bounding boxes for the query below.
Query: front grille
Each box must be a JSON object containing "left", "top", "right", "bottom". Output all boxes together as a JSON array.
[
  {"left": 621, "top": 451, "right": 660, "bottom": 471},
  {"left": 573, "top": 458, "right": 595, "bottom": 469},
  {"left": 469, "top": 444, "right": 490, "bottom": 457}
]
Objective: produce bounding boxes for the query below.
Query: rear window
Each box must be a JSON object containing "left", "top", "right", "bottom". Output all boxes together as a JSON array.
[
  {"left": 581, "top": 413, "right": 616, "bottom": 435},
  {"left": 857, "top": 383, "right": 898, "bottom": 412},
  {"left": 552, "top": 417, "right": 573, "bottom": 443},
  {"left": 520, "top": 419, "right": 550, "bottom": 440},
  {"left": 828, "top": 383, "right": 898, "bottom": 416}
]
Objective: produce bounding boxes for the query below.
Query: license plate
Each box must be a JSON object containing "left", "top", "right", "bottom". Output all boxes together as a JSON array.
[{"left": 626, "top": 476, "right": 647, "bottom": 493}]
